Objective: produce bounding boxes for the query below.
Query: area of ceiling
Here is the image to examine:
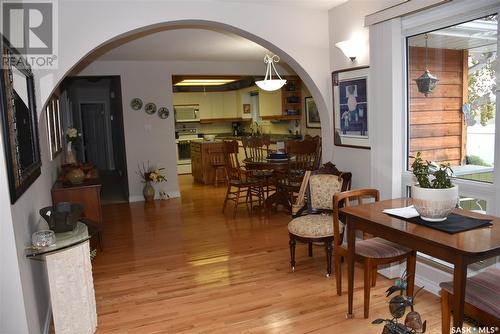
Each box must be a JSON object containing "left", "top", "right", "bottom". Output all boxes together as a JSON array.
[
  {"left": 98, "top": 28, "right": 272, "bottom": 61},
  {"left": 205, "top": 0, "right": 348, "bottom": 10}
]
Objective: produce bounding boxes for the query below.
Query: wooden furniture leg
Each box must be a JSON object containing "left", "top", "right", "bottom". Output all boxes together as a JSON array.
[
  {"left": 407, "top": 250, "right": 417, "bottom": 296},
  {"left": 289, "top": 235, "right": 296, "bottom": 271},
  {"left": 452, "top": 256, "right": 467, "bottom": 328},
  {"left": 325, "top": 241, "right": 332, "bottom": 277},
  {"left": 347, "top": 217, "right": 355, "bottom": 318},
  {"left": 335, "top": 252, "right": 342, "bottom": 296},
  {"left": 363, "top": 260, "right": 372, "bottom": 318},
  {"left": 441, "top": 289, "right": 451, "bottom": 334},
  {"left": 308, "top": 242, "right": 313, "bottom": 257}
]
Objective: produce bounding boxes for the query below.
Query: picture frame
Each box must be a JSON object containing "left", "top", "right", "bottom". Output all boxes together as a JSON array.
[
  {"left": 46, "top": 96, "right": 63, "bottom": 160},
  {"left": 332, "top": 66, "right": 370, "bottom": 149},
  {"left": 0, "top": 37, "right": 42, "bottom": 203},
  {"left": 305, "top": 96, "right": 320, "bottom": 128},
  {"left": 243, "top": 103, "right": 251, "bottom": 114}
]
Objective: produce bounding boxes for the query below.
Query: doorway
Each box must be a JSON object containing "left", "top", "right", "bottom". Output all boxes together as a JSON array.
[{"left": 63, "top": 76, "right": 129, "bottom": 203}]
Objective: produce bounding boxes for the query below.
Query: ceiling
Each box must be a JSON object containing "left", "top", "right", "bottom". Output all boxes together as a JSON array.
[
  {"left": 203, "top": 0, "right": 348, "bottom": 10},
  {"left": 98, "top": 28, "right": 272, "bottom": 61}
]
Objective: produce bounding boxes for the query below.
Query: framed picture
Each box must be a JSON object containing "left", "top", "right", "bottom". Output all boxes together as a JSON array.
[
  {"left": 46, "top": 96, "right": 63, "bottom": 160},
  {"left": 243, "top": 103, "right": 251, "bottom": 114},
  {"left": 332, "top": 66, "right": 370, "bottom": 149},
  {"left": 0, "top": 37, "right": 41, "bottom": 203},
  {"left": 305, "top": 96, "right": 320, "bottom": 128}
]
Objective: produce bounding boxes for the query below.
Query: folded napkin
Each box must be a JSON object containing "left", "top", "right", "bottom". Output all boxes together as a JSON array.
[{"left": 382, "top": 205, "right": 420, "bottom": 219}]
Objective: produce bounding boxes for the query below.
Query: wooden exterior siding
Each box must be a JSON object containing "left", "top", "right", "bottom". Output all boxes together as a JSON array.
[{"left": 409, "top": 46, "right": 467, "bottom": 166}]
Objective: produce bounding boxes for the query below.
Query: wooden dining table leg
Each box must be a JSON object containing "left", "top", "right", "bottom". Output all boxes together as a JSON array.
[
  {"left": 452, "top": 256, "right": 467, "bottom": 328},
  {"left": 347, "top": 217, "right": 356, "bottom": 319}
]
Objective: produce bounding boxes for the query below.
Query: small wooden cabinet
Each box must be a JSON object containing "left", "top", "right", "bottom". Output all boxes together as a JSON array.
[{"left": 51, "top": 179, "right": 102, "bottom": 250}]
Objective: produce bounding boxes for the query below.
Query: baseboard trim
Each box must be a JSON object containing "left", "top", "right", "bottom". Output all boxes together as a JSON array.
[
  {"left": 129, "top": 191, "right": 181, "bottom": 203},
  {"left": 43, "top": 305, "right": 52, "bottom": 334}
]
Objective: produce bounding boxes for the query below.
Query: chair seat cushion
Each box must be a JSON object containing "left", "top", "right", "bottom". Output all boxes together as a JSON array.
[
  {"left": 342, "top": 237, "right": 411, "bottom": 259},
  {"left": 439, "top": 267, "right": 500, "bottom": 318},
  {"left": 288, "top": 214, "right": 344, "bottom": 238}
]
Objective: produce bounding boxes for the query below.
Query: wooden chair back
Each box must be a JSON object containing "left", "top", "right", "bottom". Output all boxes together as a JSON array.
[
  {"left": 208, "top": 143, "right": 225, "bottom": 167},
  {"left": 242, "top": 135, "right": 271, "bottom": 161},
  {"left": 285, "top": 136, "right": 321, "bottom": 171},
  {"left": 332, "top": 189, "right": 380, "bottom": 246},
  {"left": 223, "top": 140, "right": 241, "bottom": 181}
]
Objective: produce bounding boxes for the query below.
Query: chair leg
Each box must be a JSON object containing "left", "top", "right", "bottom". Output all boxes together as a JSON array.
[
  {"left": 233, "top": 187, "right": 241, "bottom": 218},
  {"left": 363, "top": 260, "right": 372, "bottom": 318},
  {"left": 371, "top": 266, "right": 377, "bottom": 287},
  {"left": 407, "top": 250, "right": 417, "bottom": 296},
  {"left": 335, "top": 252, "right": 342, "bottom": 296},
  {"left": 441, "top": 289, "right": 451, "bottom": 334},
  {"left": 308, "top": 242, "right": 313, "bottom": 257},
  {"left": 289, "top": 234, "right": 296, "bottom": 272},
  {"left": 222, "top": 184, "right": 231, "bottom": 213},
  {"left": 324, "top": 240, "right": 332, "bottom": 278}
]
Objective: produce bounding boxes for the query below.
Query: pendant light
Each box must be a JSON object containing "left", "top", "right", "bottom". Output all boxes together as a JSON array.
[
  {"left": 415, "top": 34, "right": 439, "bottom": 97},
  {"left": 255, "top": 54, "right": 287, "bottom": 91}
]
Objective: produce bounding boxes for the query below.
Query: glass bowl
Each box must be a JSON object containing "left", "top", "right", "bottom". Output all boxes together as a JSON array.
[{"left": 32, "top": 230, "right": 56, "bottom": 248}]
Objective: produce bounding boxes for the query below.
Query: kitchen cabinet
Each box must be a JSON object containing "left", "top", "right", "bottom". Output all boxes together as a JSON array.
[
  {"left": 259, "top": 89, "right": 282, "bottom": 117},
  {"left": 209, "top": 92, "right": 225, "bottom": 119},
  {"left": 223, "top": 91, "right": 237, "bottom": 118}
]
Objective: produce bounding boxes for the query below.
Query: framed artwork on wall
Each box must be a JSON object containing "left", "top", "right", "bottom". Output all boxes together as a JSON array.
[
  {"left": 332, "top": 66, "right": 370, "bottom": 149},
  {"left": 0, "top": 37, "right": 42, "bottom": 203},
  {"left": 305, "top": 96, "right": 320, "bottom": 128},
  {"left": 46, "top": 96, "right": 63, "bottom": 160}
]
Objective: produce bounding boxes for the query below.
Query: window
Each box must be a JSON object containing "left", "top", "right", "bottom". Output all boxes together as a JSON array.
[
  {"left": 46, "top": 96, "right": 63, "bottom": 160},
  {"left": 406, "top": 15, "right": 497, "bottom": 184}
]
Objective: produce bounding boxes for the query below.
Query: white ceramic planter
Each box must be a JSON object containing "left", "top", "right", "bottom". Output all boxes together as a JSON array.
[{"left": 411, "top": 184, "right": 459, "bottom": 222}]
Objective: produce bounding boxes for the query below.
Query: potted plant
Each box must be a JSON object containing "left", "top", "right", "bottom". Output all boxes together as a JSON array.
[
  {"left": 410, "top": 152, "right": 458, "bottom": 222},
  {"left": 137, "top": 162, "right": 167, "bottom": 202}
]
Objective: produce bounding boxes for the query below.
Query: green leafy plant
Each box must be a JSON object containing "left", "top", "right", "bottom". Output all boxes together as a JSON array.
[{"left": 410, "top": 152, "right": 453, "bottom": 189}]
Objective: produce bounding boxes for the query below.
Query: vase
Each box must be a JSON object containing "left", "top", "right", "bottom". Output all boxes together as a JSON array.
[
  {"left": 411, "top": 184, "right": 459, "bottom": 222},
  {"left": 65, "top": 141, "right": 77, "bottom": 165},
  {"left": 66, "top": 167, "right": 85, "bottom": 184},
  {"left": 143, "top": 181, "right": 155, "bottom": 202}
]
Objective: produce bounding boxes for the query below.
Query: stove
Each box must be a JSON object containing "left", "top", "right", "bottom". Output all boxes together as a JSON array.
[{"left": 176, "top": 126, "right": 203, "bottom": 174}]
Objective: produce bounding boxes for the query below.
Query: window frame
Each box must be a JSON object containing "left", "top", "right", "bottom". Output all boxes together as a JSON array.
[{"left": 401, "top": 3, "right": 500, "bottom": 217}]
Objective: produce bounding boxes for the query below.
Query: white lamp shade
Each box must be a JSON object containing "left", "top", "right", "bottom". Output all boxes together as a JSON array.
[
  {"left": 335, "top": 40, "right": 359, "bottom": 60},
  {"left": 255, "top": 79, "right": 287, "bottom": 92}
]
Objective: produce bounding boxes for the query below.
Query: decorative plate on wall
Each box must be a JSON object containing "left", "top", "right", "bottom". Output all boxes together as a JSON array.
[
  {"left": 144, "top": 102, "right": 157, "bottom": 115},
  {"left": 130, "top": 98, "right": 143, "bottom": 110},
  {"left": 158, "top": 107, "right": 169, "bottom": 119}
]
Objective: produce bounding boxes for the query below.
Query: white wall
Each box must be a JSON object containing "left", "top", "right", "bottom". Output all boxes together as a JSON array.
[
  {"left": 0, "top": 109, "right": 61, "bottom": 334},
  {"left": 329, "top": 0, "right": 402, "bottom": 188}
]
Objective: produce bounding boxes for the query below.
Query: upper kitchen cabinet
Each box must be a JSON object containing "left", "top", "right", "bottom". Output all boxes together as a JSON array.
[
  {"left": 223, "top": 91, "right": 237, "bottom": 119},
  {"left": 173, "top": 92, "right": 200, "bottom": 105},
  {"left": 209, "top": 92, "right": 224, "bottom": 119},
  {"left": 258, "top": 89, "right": 282, "bottom": 118}
]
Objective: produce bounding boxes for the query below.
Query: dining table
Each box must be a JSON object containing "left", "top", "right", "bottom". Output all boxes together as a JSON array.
[
  {"left": 243, "top": 156, "right": 293, "bottom": 212},
  {"left": 340, "top": 198, "right": 500, "bottom": 328}
]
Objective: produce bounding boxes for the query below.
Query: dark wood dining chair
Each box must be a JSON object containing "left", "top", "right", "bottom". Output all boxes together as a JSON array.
[
  {"left": 278, "top": 136, "right": 322, "bottom": 210},
  {"left": 440, "top": 266, "right": 500, "bottom": 332},
  {"left": 288, "top": 162, "right": 352, "bottom": 277},
  {"left": 222, "top": 140, "right": 266, "bottom": 218},
  {"left": 242, "top": 135, "right": 271, "bottom": 161},
  {"left": 332, "top": 189, "right": 417, "bottom": 318}
]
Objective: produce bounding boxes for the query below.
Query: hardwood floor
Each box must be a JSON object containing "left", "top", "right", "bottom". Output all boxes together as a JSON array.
[{"left": 93, "top": 175, "right": 443, "bottom": 333}]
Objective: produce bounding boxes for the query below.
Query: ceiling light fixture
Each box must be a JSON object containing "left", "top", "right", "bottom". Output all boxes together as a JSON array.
[
  {"left": 174, "top": 79, "right": 237, "bottom": 86},
  {"left": 255, "top": 54, "right": 286, "bottom": 91},
  {"left": 335, "top": 40, "right": 359, "bottom": 62},
  {"left": 415, "top": 34, "right": 439, "bottom": 97}
]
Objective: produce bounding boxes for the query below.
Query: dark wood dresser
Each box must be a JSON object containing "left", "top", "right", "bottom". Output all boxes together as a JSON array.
[{"left": 51, "top": 179, "right": 103, "bottom": 251}]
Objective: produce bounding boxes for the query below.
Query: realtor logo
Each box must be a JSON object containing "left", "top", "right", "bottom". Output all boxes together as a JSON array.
[{"left": 1, "top": 0, "right": 58, "bottom": 69}]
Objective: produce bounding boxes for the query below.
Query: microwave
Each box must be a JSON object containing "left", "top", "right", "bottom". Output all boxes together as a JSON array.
[{"left": 174, "top": 105, "right": 200, "bottom": 122}]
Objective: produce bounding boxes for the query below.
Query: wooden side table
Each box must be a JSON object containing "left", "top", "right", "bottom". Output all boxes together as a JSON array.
[{"left": 51, "top": 179, "right": 103, "bottom": 251}]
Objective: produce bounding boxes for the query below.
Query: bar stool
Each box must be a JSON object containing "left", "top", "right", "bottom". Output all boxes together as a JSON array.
[{"left": 209, "top": 144, "right": 227, "bottom": 187}]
